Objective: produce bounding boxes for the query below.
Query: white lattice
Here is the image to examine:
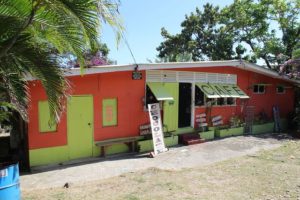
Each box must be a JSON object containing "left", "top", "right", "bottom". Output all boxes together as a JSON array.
[
  {"left": 206, "top": 73, "right": 218, "bottom": 83},
  {"left": 162, "top": 71, "right": 177, "bottom": 82},
  {"left": 178, "top": 71, "right": 194, "bottom": 82},
  {"left": 146, "top": 70, "right": 237, "bottom": 84},
  {"left": 217, "top": 74, "right": 227, "bottom": 84},
  {"left": 146, "top": 70, "right": 162, "bottom": 82},
  {"left": 227, "top": 75, "right": 237, "bottom": 84},
  {"left": 194, "top": 72, "right": 207, "bottom": 83}
]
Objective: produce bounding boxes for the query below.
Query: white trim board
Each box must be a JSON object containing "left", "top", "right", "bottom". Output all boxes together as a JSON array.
[
  {"left": 26, "top": 60, "right": 300, "bottom": 85},
  {"left": 146, "top": 70, "right": 237, "bottom": 84}
]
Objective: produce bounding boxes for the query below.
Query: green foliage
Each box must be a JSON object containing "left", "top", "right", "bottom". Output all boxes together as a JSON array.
[
  {"left": 0, "top": 0, "right": 122, "bottom": 121},
  {"left": 157, "top": 0, "right": 300, "bottom": 70},
  {"left": 292, "top": 48, "right": 300, "bottom": 59},
  {"left": 157, "top": 4, "right": 236, "bottom": 61}
]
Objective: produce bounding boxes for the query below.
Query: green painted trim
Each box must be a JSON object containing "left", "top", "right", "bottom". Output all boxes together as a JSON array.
[
  {"left": 199, "top": 130, "right": 215, "bottom": 140},
  {"left": 138, "top": 136, "right": 178, "bottom": 153},
  {"left": 29, "top": 146, "right": 69, "bottom": 167},
  {"left": 252, "top": 122, "right": 274, "bottom": 135},
  {"left": 147, "top": 82, "right": 174, "bottom": 101},
  {"left": 38, "top": 101, "right": 57, "bottom": 132},
  {"left": 102, "top": 98, "right": 118, "bottom": 127},
  {"left": 163, "top": 83, "right": 179, "bottom": 132},
  {"left": 172, "top": 127, "right": 194, "bottom": 135},
  {"left": 215, "top": 126, "right": 244, "bottom": 138},
  {"left": 106, "top": 144, "right": 129, "bottom": 155},
  {"left": 92, "top": 143, "right": 135, "bottom": 157}
]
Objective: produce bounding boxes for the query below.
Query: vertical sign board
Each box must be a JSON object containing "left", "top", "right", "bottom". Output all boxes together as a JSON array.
[{"left": 148, "top": 103, "right": 168, "bottom": 155}]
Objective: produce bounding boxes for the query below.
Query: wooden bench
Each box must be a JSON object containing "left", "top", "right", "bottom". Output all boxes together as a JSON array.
[{"left": 95, "top": 136, "right": 141, "bottom": 157}]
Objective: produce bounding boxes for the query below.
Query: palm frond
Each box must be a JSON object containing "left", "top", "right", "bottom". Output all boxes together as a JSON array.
[
  {"left": 9, "top": 34, "right": 69, "bottom": 121},
  {"left": 0, "top": 0, "right": 123, "bottom": 121}
]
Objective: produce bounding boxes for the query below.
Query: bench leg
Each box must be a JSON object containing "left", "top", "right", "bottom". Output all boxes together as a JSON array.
[
  {"left": 100, "top": 146, "right": 106, "bottom": 157},
  {"left": 125, "top": 142, "right": 136, "bottom": 153},
  {"left": 132, "top": 141, "right": 136, "bottom": 153}
]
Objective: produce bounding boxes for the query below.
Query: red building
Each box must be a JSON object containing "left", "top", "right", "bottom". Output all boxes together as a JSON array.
[{"left": 27, "top": 60, "right": 299, "bottom": 167}]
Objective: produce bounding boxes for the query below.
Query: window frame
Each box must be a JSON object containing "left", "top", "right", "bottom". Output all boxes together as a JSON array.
[
  {"left": 276, "top": 85, "right": 285, "bottom": 94},
  {"left": 253, "top": 84, "right": 266, "bottom": 94},
  {"left": 194, "top": 85, "right": 206, "bottom": 107},
  {"left": 195, "top": 96, "right": 237, "bottom": 107}
]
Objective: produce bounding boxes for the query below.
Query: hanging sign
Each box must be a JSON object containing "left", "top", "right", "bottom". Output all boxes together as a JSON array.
[
  {"left": 132, "top": 71, "right": 142, "bottom": 80},
  {"left": 148, "top": 103, "right": 168, "bottom": 155}
]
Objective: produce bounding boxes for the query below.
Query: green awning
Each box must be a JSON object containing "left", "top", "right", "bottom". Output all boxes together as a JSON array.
[
  {"left": 196, "top": 83, "right": 249, "bottom": 99},
  {"left": 147, "top": 82, "right": 174, "bottom": 101}
]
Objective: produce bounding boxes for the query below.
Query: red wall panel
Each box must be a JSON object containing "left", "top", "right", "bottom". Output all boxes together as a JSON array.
[{"left": 27, "top": 66, "right": 295, "bottom": 150}]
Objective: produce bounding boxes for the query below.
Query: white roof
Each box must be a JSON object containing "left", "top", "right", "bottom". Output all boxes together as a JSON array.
[{"left": 31, "top": 60, "right": 300, "bottom": 85}]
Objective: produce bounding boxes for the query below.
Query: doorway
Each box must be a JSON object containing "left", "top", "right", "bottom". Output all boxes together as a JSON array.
[
  {"left": 67, "top": 96, "right": 93, "bottom": 160},
  {"left": 178, "top": 83, "right": 192, "bottom": 128}
]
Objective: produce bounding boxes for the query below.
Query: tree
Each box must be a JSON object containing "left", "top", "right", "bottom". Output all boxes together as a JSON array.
[
  {"left": 157, "top": 4, "right": 237, "bottom": 62},
  {"left": 222, "top": 0, "right": 300, "bottom": 69},
  {"left": 279, "top": 47, "right": 300, "bottom": 78},
  {"left": 157, "top": 1, "right": 300, "bottom": 69},
  {"left": 0, "top": 0, "right": 122, "bottom": 121}
]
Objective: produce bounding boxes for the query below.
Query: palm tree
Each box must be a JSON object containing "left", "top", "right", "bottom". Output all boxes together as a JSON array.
[{"left": 0, "top": 0, "right": 122, "bottom": 121}]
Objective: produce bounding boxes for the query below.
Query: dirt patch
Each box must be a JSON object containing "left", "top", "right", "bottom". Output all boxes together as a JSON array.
[{"left": 22, "top": 139, "right": 300, "bottom": 200}]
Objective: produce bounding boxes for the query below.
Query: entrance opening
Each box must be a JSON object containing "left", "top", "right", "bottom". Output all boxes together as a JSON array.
[{"left": 178, "top": 83, "right": 192, "bottom": 128}]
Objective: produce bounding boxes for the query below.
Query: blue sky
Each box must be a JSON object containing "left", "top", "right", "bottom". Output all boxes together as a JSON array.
[{"left": 101, "top": 0, "right": 234, "bottom": 65}]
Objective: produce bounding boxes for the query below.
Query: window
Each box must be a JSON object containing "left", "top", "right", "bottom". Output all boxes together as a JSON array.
[
  {"left": 195, "top": 87, "right": 237, "bottom": 106},
  {"left": 102, "top": 98, "right": 118, "bottom": 127},
  {"left": 276, "top": 86, "right": 285, "bottom": 94},
  {"left": 195, "top": 86, "right": 205, "bottom": 106},
  {"left": 253, "top": 84, "right": 265, "bottom": 94},
  {"left": 38, "top": 101, "right": 57, "bottom": 132},
  {"left": 217, "top": 98, "right": 225, "bottom": 106},
  {"left": 145, "top": 85, "right": 159, "bottom": 105},
  {"left": 226, "top": 98, "right": 235, "bottom": 105},
  {"left": 207, "top": 98, "right": 236, "bottom": 106}
]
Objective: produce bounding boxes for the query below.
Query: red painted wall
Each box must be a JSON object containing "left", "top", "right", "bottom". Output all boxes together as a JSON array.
[
  {"left": 28, "top": 71, "right": 149, "bottom": 150},
  {"left": 27, "top": 66, "right": 295, "bottom": 150},
  {"left": 169, "top": 67, "right": 294, "bottom": 126}
]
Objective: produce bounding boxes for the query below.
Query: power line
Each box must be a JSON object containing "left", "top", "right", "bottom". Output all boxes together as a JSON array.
[{"left": 102, "top": 0, "right": 138, "bottom": 65}]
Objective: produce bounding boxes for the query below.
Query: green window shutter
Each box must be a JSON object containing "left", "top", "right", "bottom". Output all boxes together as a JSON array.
[
  {"left": 38, "top": 101, "right": 57, "bottom": 132},
  {"left": 195, "top": 83, "right": 249, "bottom": 99},
  {"left": 102, "top": 98, "right": 118, "bottom": 127},
  {"left": 147, "top": 82, "right": 174, "bottom": 101}
]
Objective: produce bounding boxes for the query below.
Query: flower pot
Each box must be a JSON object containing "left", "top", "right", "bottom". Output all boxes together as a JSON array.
[
  {"left": 199, "top": 127, "right": 215, "bottom": 140},
  {"left": 215, "top": 126, "right": 244, "bottom": 138},
  {"left": 252, "top": 122, "right": 274, "bottom": 135}
]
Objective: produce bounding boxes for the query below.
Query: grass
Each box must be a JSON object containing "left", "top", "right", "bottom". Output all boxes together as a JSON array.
[{"left": 22, "top": 139, "right": 300, "bottom": 200}]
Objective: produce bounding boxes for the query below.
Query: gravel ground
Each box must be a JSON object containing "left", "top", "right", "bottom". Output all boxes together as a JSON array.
[{"left": 20, "top": 134, "right": 288, "bottom": 190}]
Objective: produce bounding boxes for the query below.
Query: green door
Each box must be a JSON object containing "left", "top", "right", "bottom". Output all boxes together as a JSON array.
[
  {"left": 67, "top": 96, "right": 93, "bottom": 160},
  {"left": 163, "top": 83, "right": 179, "bottom": 132}
]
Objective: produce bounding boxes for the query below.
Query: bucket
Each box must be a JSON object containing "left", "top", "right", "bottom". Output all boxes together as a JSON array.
[{"left": 0, "top": 163, "right": 20, "bottom": 200}]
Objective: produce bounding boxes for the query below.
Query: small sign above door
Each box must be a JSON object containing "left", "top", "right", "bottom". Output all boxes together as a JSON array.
[{"left": 132, "top": 71, "right": 142, "bottom": 80}]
